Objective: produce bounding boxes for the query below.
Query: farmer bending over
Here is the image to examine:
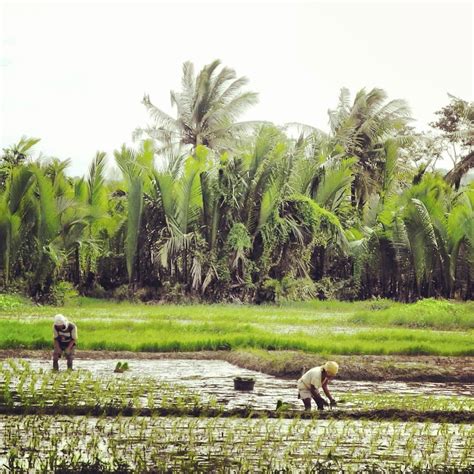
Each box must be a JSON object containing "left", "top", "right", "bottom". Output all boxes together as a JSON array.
[
  {"left": 53, "top": 314, "right": 77, "bottom": 371},
  {"left": 297, "top": 361, "right": 339, "bottom": 410}
]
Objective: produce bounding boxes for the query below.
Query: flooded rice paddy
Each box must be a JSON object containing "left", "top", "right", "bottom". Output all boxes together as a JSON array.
[
  {"left": 22, "top": 358, "right": 474, "bottom": 411},
  {"left": 1, "top": 415, "right": 473, "bottom": 472},
  {"left": 0, "top": 358, "right": 472, "bottom": 472}
]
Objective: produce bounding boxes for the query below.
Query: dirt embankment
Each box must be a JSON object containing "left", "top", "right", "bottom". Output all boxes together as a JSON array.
[
  {"left": 0, "top": 405, "right": 471, "bottom": 423},
  {"left": 1, "top": 349, "right": 472, "bottom": 383}
]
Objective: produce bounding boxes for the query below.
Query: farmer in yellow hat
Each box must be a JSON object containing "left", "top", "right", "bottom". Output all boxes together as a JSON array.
[
  {"left": 52, "top": 314, "right": 77, "bottom": 371},
  {"left": 297, "top": 361, "right": 339, "bottom": 411}
]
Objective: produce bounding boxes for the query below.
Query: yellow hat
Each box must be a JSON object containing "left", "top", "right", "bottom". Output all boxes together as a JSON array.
[{"left": 323, "top": 361, "right": 339, "bottom": 376}]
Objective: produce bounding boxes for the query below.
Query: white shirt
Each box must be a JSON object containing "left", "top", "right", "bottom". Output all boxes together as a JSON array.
[
  {"left": 53, "top": 323, "right": 77, "bottom": 342},
  {"left": 298, "top": 366, "right": 323, "bottom": 389}
]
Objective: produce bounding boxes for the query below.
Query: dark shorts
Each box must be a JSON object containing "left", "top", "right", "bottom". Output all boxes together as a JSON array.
[{"left": 54, "top": 344, "right": 76, "bottom": 357}]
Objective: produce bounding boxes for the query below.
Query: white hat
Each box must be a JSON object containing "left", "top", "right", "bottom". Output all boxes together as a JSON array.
[{"left": 54, "top": 314, "right": 68, "bottom": 327}]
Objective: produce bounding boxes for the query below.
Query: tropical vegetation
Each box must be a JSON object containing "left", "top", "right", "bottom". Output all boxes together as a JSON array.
[{"left": 1, "top": 60, "right": 473, "bottom": 304}]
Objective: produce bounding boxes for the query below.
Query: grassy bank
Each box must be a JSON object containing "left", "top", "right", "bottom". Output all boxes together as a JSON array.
[{"left": 0, "top": 296, "right": 473, "bottom": 356}]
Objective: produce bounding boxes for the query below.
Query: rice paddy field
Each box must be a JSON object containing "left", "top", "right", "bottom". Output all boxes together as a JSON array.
[
  {"left": 0, "top": 359, "right": 473, "bottom": 472},
  {"left": 0, "top": 296, "right": 473, "bottom": 472},
  {"left": 0, "top": 296, "right": 473, "bottom": 356}
]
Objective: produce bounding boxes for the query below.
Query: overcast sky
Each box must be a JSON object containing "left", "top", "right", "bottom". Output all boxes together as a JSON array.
[{"left": 1, "top": 0, "right": 472, "bottom": 176}]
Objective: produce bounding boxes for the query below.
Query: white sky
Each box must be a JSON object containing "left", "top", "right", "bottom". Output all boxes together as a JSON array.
[{"left": 1, "top": 0, "right": 473, "bottom": 176}]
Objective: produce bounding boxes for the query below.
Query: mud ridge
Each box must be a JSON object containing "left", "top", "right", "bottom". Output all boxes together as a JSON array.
[{"left": 0, "top": 405, "right": 472, "bottom": 423}]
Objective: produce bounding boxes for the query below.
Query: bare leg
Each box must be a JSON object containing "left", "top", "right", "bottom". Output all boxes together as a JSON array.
[
  {"left": 53, "top": 350, "right": 61, "bottom": 371},
  {"left": 66, "top": 346, "right": 75, "bottom": 370},
  {"left": 66, "top": 353, "right": 73, "bottom": 370}
]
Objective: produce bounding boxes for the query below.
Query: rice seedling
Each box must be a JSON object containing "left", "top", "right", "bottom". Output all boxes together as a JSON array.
[
  {"left": 0, "top": 359, "right": 222, "bottom": 416},
  {"left": 0, "top": 357, "right": 472, "bottom": 472},
  {"left": 114, "top": 361, "right": 130, "bottom": 373},
  {"left": 1, "top": 298, "right": 473, "bottom": 356}
]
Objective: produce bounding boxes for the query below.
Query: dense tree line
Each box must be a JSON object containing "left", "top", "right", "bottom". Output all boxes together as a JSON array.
[{"left": 1, "top": 60, "right": 473, "bottom": 303}]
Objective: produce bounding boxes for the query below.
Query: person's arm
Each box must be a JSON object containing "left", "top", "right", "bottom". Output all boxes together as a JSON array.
[
  {"left": 53, "top": 338, "right": 61, "bottom": 352},
  {"left": 65, "top": 326, "right": 77, "bottom": 352},
  {"left": 53, "top": 327, "right": 61, "bottom": 352},
  {"left": 322, "top": 379, "right": 337, "bottom": 406},
  {"left": 310, "top": 385, "right": 329, "bottom": 410},
  {"left": 65, "top": 340, "right": 75, "bottom": 351}
]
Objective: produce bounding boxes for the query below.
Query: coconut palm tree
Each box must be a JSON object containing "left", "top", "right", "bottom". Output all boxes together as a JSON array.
[
  {"left": 135, "top": 60, "right": 259, "bottom": 153},
  {"left": 328, "top": 87, "right": 411, "bottom": 210}
]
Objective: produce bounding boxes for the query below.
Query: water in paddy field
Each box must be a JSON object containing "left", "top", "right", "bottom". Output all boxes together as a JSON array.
[
  {"left": 0, "top": 358, "right": 473, "bottom": 472},
  {"left": 0, "top": 415, "right": 473, "bottom": 472},
  {"left": 20, "top": 358, "right": 474, "bottom": 411}
]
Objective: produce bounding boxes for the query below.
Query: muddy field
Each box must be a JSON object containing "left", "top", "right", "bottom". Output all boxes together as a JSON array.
[
  {"left": 0, "top": 357, "right": 472, "bottom": 472},
  {"left": 17, "top": 358, "right": 474, "bottom": 412},
  {"left": 1, "top": 415, "right": 473, "bottom": 472},
  {"left": 2, "top": 349, "right": 473, "bottom": 382}
]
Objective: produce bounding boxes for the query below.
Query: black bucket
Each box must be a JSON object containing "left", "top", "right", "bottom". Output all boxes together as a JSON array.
[{"left": 233, "top": 377, "right": 255, "bottom": 391}]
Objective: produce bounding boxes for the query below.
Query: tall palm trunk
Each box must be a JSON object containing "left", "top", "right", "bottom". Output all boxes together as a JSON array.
[{"left": 73, "top": 244, "right": 80, "bottom": 286}]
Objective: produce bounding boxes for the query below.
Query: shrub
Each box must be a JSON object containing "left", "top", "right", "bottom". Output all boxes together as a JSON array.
[
  {"left": 313, "top": 277, "right": 346, "bottom": 300},
  {"left": 49, "top": 281, "right": 78, "bottom": 306},
  {"left": 0, "top": 294, "right": 24, "bottom": 311},
  {"left": 112, "top": 284, "right": 136, "bottom": 302},
  {"left": 262, "top": 277, "right": 317, "bottom": 303},
  {"left": 97, "top": 255, "right": 128, "bottom": 291},
  {"left": 84, "top": 283, "right": 109, "bottom": 299},
  {"left": 135, "top": 286, "right": 159, "bottom": 302},
  {"left": 412, "top": 298, "right": 456, "bottom": 314},
  {"left": 159, "top": 282, "right": 189, "bottom": 303},
  {"left": 367, "top": 297, "right": 393, "bottom": 311}
]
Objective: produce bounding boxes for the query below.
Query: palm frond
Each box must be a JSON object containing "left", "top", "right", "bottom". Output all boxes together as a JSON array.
[
  {"left": 7, "top": 167, "right": 34, "bottom": 214},
  {"left": 125, "top": 176, "right": 143, "bottom": 282},
  {"left": 142, "top": 95, "right": 178, "bottom": 132},
  {"left": 32, "top": 166, "right": 59, "bottom": 244},
  {"left": 87, "top": 151, "right": 107, "bottom": 206}
]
